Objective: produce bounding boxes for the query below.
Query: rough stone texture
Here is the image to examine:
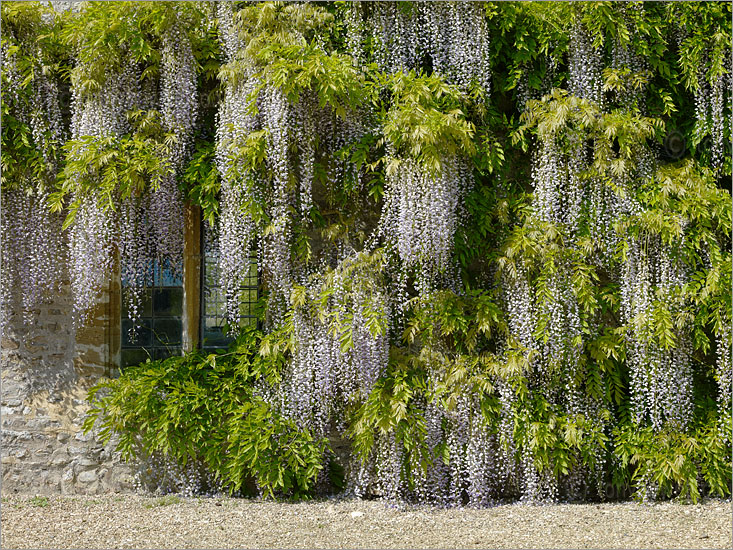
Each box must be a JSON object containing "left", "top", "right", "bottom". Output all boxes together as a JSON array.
[{"left": 1, "top": 278, "right": 132, "bottom": 495}]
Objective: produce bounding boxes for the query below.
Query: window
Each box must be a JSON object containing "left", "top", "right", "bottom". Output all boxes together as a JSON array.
[
  {"left": 200, "top": 224, "right": 258, "bottom": 351},
  {"left": 121, "top": 260, "right": 183, "bottom": 368},
  {"left": 118, "top": 216, "right": 259, "bottom": 367}
]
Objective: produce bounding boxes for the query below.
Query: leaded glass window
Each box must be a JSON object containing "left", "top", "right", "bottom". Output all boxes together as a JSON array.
[
  {"left": 200, "top": 224, "right": 258, "bottom": 351},
  {"left": 121, "top": 260, "right": 183, "bottom": 367}
]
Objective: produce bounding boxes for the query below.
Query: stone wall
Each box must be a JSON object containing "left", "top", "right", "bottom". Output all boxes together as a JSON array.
[{"left": 1, "top": 275, "right": 132, "bottom": 495}]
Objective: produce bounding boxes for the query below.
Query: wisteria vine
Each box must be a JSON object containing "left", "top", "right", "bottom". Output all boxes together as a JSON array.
[{"left": 2, "top": 1, "right": 731, "bottom": 505}]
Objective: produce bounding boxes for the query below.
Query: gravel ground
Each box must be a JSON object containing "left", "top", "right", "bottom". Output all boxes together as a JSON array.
[{"left": 1, "top": 494, "right": 730, "bottom": 549}]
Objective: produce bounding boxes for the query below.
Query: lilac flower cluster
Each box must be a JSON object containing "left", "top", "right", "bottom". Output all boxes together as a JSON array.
[
  {"left": 216, "top": 1, "right": 243, "bottom": 63},
  {"left": 502, "top": 267, "right": 537, "bottom": 357},
  {"left": 68, "top": 7, "right": 196, "bottom": 328},
  {"left": 694, "top": 53, "right": 730, "bottom": 174},
  {"left": 419, "top": 2, "right": 491, "bottom": 93},
  {"left": 532, "top": 138, "right": 584, "bottom": 233},
  {"left": 215, "top": 60, "right": 260, "bottom": 329},
  {"left": 215, "top": 10, "right": 369, "bottom": 330},
  {"left": 519, "top": 446, "right": 558, "bottom": 504},
  {"left": 568, "top": 22, "right": 603, "bottom": 106},
  {"left": 710, "top": 73, "right": 726, "bottom": 174},
  {"left": 286, "top": 253, "right": 389, "bottom": 439},
  {"left": 0, "top": 190, "right": 67, "bottom": 330},
  {"left": 133, "top": 451, "right": 223, "bottom": 498},
  {"left": 347, "top": 2, "right": 490, "bottom": 93},
  {"left": 119, "top": 197, "right": 155, "bottom": 330},
  {"left": 71, "top": 63, "right": 140, "bottom": 139},
  {"left": 68, "top": 197, "right": 116, "bottom": 325},
  {"left": 610, "top": 3, "right": 648, "bottom": 112},
  {"left": 151, "top": 17, "right": 198, "bottom": 268},
  {"left": 380, "top": 156, "right": 472, "bottom": 291},
  {"left": 716, "top": 322, "right": 732, "bottom": 416},
  {"left": 350, "top": 380, "right": 537, "bottom": 506},
  {"left": 621, "top": 237, "right": 693, "bottom": 431},
  {"left": 1, "top": 28, "right": 67, "bottom": 331},
  {"left": 68, "top": 58, "right": 140, "bottom": 325},
  {"left": 261, "top": 85, "right": 294, "bottom": 320}
]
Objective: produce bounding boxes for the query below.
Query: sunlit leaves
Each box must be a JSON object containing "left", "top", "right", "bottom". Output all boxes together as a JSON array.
[{"left": 383, "top": 71, "right": 476, "bottom": 173}]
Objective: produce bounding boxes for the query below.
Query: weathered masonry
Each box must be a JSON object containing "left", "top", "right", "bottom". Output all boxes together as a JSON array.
[{"left": 1, "top": 206, "right": 256, "bottom": 494}]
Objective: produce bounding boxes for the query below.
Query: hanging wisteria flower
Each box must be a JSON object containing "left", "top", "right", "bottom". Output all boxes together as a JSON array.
[{"left": 380, "top": 155, "right": 472, "bottom": 291}]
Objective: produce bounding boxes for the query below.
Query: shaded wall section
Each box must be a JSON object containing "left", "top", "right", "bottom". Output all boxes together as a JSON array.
[{"left": 1, "top": 266, "right": 132, "bottom": 495}]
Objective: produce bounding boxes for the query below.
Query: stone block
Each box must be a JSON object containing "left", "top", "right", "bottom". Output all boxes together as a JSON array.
[
  {"left": 1, "top": 338, "right": 19, "bottom": 350},
  {"left": 2, "top": 429, "right": 32, "bottom": 441},
  {"left": 2, "top": 417, "right": 29, "bottom": 429},
  {"left": 74, "top": 431, "right": 93, "bottom": 442},
  {"left": 24, "top": 345, "right": 44, "bottom": 354},
  {"left": 77, "top": 470, "right": 97, "bottom": 483},
  {"left": 75, "top": 364, "right": 106, "bottom": 378},
  {"left": 83, "top": 481, "right": 101, "bottom": 494},
  {"left": 46, "top": 471, "right": 61, "bottom": 489},
  {"left": 27, "top": 418, "right": 60, "bottom": 431},
  {"left": 51, "top": 448, "right": 69, "bottom": 466},
  {"left": 78, "top": 348, "right": 103, "bottom": 365},
  {"left": 76, "top": 327, "right": 106, "bottom": 345},
  {"left": 1, "top": 285, "right": 132, "bottom": 496},
  {"left": 67, "top": 445, "right": 86, "bottom": 455}
]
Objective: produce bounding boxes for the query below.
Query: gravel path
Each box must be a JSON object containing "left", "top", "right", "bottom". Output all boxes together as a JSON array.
[{"left": 1, "top": 494, "right": 730, "bottom": 549}]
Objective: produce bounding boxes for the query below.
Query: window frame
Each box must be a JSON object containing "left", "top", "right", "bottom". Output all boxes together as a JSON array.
[
  {"left": 114, "top": 204, "right": 260, "bottom": 371},
  {"left": 199, "top": 216, "right": 260, "bottom": 352},
  {"left": 119, "top": 264, "right": 184, "bottom": 368}
]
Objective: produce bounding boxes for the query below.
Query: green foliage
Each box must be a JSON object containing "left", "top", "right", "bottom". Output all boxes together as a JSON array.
[
  {"left": 404, "top": 289, "right": 506, "bottom": 354},
  {"left": 347, "top": 347, "right": 432, "bottom": 485},
  {"left": 517, "top": 87, "right": 663, "bottom": 163},
  {"left": 613, "top": 413, "right": 732, "bottom": 503},
  {"left": 232, "top": 1, "right": 335, "bottom": 56},
  {"left": 487, "top": 1, "right": 570, "bottom": 95},
  {"left": 253, "top": 44, "right": 370, "bottom": 116},
  {"left": 143, "top": 495, "right": 182, "bottom": 508},
  {"left": 50, "top": 114, "right": 172, "bottom": 227},
  {"left": 29, "top": 495, "right": 49, "bottom": 508},
  {"left": 60, "top": 1, "right": 208, "bottom": 95},
  {"left": 618, "top": 159, "right": 732, "bottom": 352},
  {"left": 84, "top": 327, "right": 328, "bottom": 499},
  {"left": 513, "top": 396, "right": 610, "bottom": 480},
  {"left": 666, "top": 2, "right": 732, "bottom": 89},
  {"left": 382, "top": 71, "right": 476, "bottom": 174},
  {"left": 1, "top": 2, "right": 66, "bottom": 191},
  {"left": 3, "top": 0, "right": 731, "bottom": 504},
  {"left": 183, "top": 141, "right": 220, "bottom": 227}
]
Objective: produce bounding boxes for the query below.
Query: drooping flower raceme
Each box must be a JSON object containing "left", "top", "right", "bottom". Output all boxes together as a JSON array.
[
  {"left": 380, "top": 155, "right": 472, "bottom": 291},
  {"left": 286, "top": 252, "right": 390, "bottom": 439},
  {"left": 568, "top": 22, "right": 603, "bottom": 106},
  {"left": 347, "top": 2, "right": 490, "bottom": 93},
  {"left": 0, "top": 24, "right": 67, "bottom": 332}
]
